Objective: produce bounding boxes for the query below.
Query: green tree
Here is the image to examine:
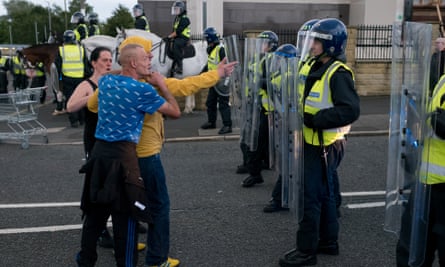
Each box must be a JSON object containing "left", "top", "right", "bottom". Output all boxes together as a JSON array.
[{"left": 102, "top": 5, "right": 133, "bottom": 36}]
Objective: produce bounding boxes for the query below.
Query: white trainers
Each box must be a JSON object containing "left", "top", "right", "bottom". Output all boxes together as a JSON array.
[{"left": 52, "top": 109, "right": 66, "bottom": 116}]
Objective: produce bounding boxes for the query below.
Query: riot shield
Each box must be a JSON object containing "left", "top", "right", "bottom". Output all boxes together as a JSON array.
[
  {"left": 266, "top": 52, "right": 303, "bottom": 221},
  {"left": 240, "top": 38, "right": 269, "bottom": 151},
  {"left": 384, "top": 21, "right": 432, "bottom": 267},
  {"left": 223, "top": 35, "right": 243, "bottom": 130}
]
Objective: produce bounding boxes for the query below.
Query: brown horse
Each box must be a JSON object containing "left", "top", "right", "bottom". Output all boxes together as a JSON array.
[{"left": 18, "top": 43, "right": 60, "bottom": 73}]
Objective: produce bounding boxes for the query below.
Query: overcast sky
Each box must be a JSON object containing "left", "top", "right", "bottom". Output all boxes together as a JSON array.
[{"left": 1, "top": 0, "right": 136, "bottom": 22}]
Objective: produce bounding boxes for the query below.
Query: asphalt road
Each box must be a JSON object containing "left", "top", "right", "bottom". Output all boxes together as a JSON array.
[{"left": 0, "top": 135, "right": 407, "bottom": 267}]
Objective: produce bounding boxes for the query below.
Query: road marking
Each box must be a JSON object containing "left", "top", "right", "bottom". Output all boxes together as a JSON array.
[
  {"left": 0, "top": 202, "right": 79, "bottom": 208},
  {"left": 341, "top": 190, "right": 386, "bottom": 196},
  {"left": 0, "top": 222, "right": 113, "bottom": 235},
  {"left": 0, "top": 191, "right": 387, "bottom": 234},
  {"left": 346, "top": 202, "right": 386, "bottom": 209}
]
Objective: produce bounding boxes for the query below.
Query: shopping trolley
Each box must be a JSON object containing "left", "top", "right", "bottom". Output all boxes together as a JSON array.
[{"left": 0, "top": 87, "right": 48, "bottom": 149}]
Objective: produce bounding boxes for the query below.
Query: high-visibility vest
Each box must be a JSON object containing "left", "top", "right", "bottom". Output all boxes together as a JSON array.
[
  {"left": 0, "top": 57, "right": 7, "bottom": 71},
  {"left": 59, "top": 45, "right": 84, "bottom": 78},
  {"left": 173, "top": 15, "right": 190, "bottom": 38},
  {"left": 34, "top": 62, "right": 45, "bottom": 77},
  {"left": 12, "top": 56, "right": 26, "bottom": 75},
  {"left": 207, "top": 44, "right": 222, "bottom": 71},
  {"left": 303, "top": 61, "right": 354, "bottom": 146},
  {"left": 420, "top": 75, "right": 445, "bottom": 184},
  {"left": 74, "top": 24, "right": 88, "bottom": 41},
  {"left": 141, "top": 16, "right": 150, "bottom": 32}
]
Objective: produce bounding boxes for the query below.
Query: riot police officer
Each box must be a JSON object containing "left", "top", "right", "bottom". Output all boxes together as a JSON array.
[
  {"left": 168, "top": 1, "right": 190, "bottom": 74},
  {"left": 87, "top": 12, "right": 100, "bottom": 36},
  {"left": 200, "top": 27, "right": 232, "bottom": 135},
  {"left": 71, "top": 11, "right": 88, "bottom": 42},
  {"left": 0, "top": 50, "right": 10, "bottom": 93},
  {"left": 133, "top": 4, "right": 150, "bottom": 32},
  {"left": 279, "top": 18, "right": 360, "bottom": 267},
  {"left": 55, "top": 30, "right": 90, "bottom": 127},
  {"left": 240, "top": 30, "right": 279, "bottom": 187}
]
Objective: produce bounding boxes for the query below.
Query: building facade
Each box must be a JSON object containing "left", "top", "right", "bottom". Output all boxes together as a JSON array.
[{"left": 139, "top": 0, "right": 399, "bottom": 37}]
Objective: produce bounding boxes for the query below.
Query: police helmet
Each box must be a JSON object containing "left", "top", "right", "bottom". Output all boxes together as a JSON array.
[
  {"left": 203, "top": 27, "right": 220, "bottom": 43},
  {"left": 258, "top": 31, "right": 279, "bottom": 52},
  {"left": 70, "top": 11, "right": 85, "bottom": 24},
  {"left": 87, "top": 12, "right": 99, "bottom": 24},
  {"left": 297, "top": 19, "right": 319, "bottom": 48},
  {"left": 63, "top": 30, "right": 76, "bottom": 44},
  {"left": 310, "top": 18, "right": 348, "bottom": 58},
  {"left": 171, "top": 1, "right": 186, "bottom": 16},
  {"left": 133, "top": 4, "right": 144, "bottom": 17},
  {"left": 275, "top": 44, "right": 298, "bottom": 58}
]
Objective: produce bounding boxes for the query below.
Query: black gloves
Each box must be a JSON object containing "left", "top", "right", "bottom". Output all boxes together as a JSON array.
[{"left": 304, "top": 112, "right": 315, "bottom": 128}]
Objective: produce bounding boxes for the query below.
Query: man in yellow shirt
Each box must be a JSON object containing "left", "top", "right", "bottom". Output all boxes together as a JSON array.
[{"left": 88, "top": 35, "right": 236, "bottom": 267}]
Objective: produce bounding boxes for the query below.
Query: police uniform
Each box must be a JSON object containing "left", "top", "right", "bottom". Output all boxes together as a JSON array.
[
  {"left": 55, "top": 42, "right": 90, "bottom": 127},
  {"left": 11, "top": 55, "right": 28, "bottom": 90},
  {"left": 88, "top": 24, "right": 100, "bottom": 36},
  {"left": 74, "top": 23, "right": 88, "bottom": 42},
  {"left": 396, "top": 75, "right": 445, "bottom": 267},
  {"left": 202, "top": 43, "right": 232, "bottom": 133},
  {"left": 171, "top": 13, "right": 190, "bottom": 73},
  {"left": 0, "top": 53, "right": 9, "bottom": 93},
  {"left": 134, "top": 15, "right": 150, "bottom": 32}
]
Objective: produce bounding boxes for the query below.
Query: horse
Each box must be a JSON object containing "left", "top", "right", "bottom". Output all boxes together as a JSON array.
[
  {"left": 17, "top": 43, "right": 60, "bottom": 99},
  {"left": 81, "top": 35, "right": 121, "bottom": 70},
  {"left": 115, "top": 29, "right": 208, "bottom": 113}
]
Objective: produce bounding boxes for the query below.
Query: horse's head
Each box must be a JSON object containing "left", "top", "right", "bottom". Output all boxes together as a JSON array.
[{"left": 20, "top": 44, "right": 59, "bottom": 73}]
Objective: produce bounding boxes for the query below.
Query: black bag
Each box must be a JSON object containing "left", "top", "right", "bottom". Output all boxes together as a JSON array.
[{"left": 431, "top": 107, "right": 445, "bottom": 139}]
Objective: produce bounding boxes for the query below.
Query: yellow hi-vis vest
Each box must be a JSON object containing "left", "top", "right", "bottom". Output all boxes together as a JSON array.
[
  {"left": 35, "top": 62, "right": 45, "bottom": 77},
  {"left": 0, "top": 57, "right": 7, "bottom": 69},
  {"left": 59, "top": 45, "right": 84, "bottom": 78},
  {"left": 12, "top": 56, "right": 26, "bottom": 75},
  {"left": 420, "top": 75, "right": 445, "bottom": 184},
  {"left": 207, "top": 45, "right": 222, "bottom": 71},
  {"left": 141, "top": 16, "right": 151, "bottom": 32},
  {"left": 173, "top": 15, "right": 191, "bottom": 38},
  {"left": 303, "top": 61, "right": 354, "bottom": 146},
  {"left": 74, "top": 24, "right": 88, "bottom": 41}
]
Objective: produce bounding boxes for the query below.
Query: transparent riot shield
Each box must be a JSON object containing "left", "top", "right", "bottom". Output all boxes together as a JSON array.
[
  {"left": 266, "top": 52, "right": 303, "bottom": 221},
  {"left": 223, "top": 35, "right": 243, "bottom": 130},
  {"left": 240, "top": 38, "right": 268, "bottom": 151},
  {"left": 384, "top": 21, "right": 432, "bottom": 267}
]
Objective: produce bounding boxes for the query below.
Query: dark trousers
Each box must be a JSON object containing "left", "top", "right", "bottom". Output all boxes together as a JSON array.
[
  {"left": 205, "top": 87, "right": 232, "bottom": 127},
  {"left": 0, "top": 71, "right": 7, "bottom": 93},
  {"left": 246, "top": 110, "right": 269, "bottom": 176},
  {"left": 172, "top": 38, "right": 187, "bottom": 69},
  {"left": 63, "top": 77, "right": 84, "bottom": 125},
  {"left": 13, "top": 74, "right": 28, "bottom": 90},
  {"left": 77, "top": 205, "right": 138, "bottom": 267},
  {"left": 296, "top": 140, "right": 345, "bottom": 254},
  {"left": 397, "top": 183, "right": 445, "bottom": 267}
]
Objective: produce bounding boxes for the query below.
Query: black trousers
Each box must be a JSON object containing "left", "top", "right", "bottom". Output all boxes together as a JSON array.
[
  {"left": 172, "top": 38, "right": 188, "bottom": 68},
  {"left": 205, "top": 87, "right": 232, "bottom": 127},
  {"left": 246, "top": 110, "right": 269, "bottom": 176}
]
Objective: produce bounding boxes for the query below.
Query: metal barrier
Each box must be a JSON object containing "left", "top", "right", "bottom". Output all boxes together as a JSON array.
[{"left": 355, "top": 24, "right": 393, "bottom": 62}]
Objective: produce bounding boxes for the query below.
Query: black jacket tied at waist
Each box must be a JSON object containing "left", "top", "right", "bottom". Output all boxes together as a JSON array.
[{"left": 79, "top": 140, "right": 152, "bottom": 223}]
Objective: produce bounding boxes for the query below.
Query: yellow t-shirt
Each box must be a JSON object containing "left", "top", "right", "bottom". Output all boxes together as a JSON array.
[{"left": 88, "top": 70, "right": 220, "bottom": 157}]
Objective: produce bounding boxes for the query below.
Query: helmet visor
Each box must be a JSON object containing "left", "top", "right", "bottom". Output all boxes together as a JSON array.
[{"left": 171, "top": 6, "right": 181, "bottom": 15}]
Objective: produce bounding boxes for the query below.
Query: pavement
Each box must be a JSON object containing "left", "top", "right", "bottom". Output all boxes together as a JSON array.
[{"left": 0, "top": 94, "right": 390, "bottom": 147}]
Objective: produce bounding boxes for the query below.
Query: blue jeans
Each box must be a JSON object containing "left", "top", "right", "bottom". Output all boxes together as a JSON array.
[{"left": 138, "top": 154, "right": 170, "bottom": 265}]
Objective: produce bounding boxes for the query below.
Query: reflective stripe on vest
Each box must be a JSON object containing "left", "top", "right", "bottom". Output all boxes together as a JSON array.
[
  {"left": 141, "top": 16, "right": 150, "bottom": 32},
  {"left": 303, "top": 61, "right": 354, "bottom": 146},
  {"left": 59, "top": 45, "right": 84, "bottom": 78},
  {"left": 174, "top": 15, "right": 190, "bottom": 38},
  {"left": 420, "top": 76, "right": 445, "bottom": 184},
  {"left": 208, "top": 45, "right": 222, "bottom": 71}
]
